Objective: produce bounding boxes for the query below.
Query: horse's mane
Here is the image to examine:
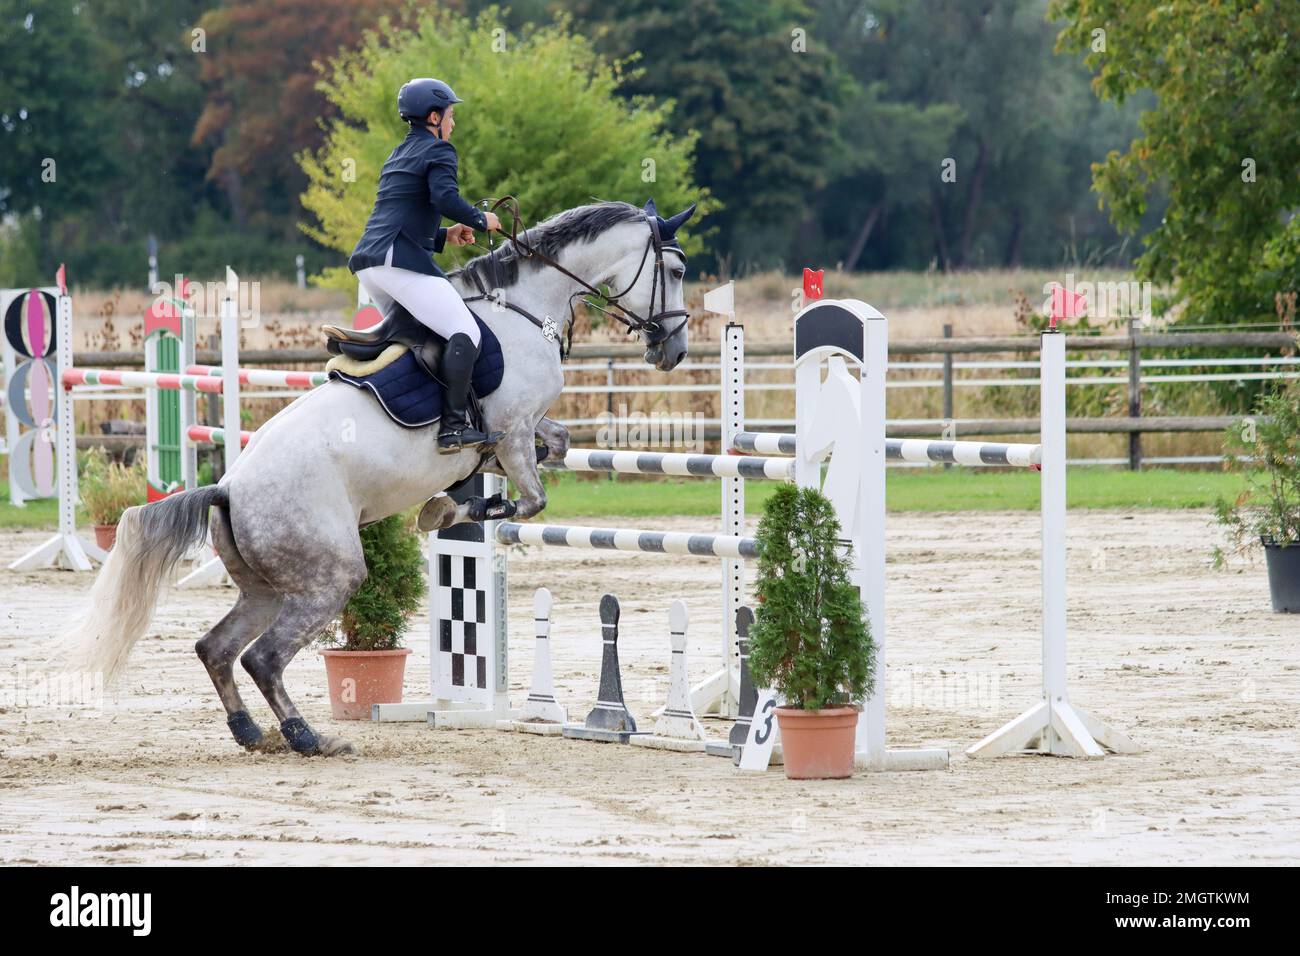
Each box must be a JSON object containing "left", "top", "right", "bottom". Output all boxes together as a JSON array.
[{"left": 451, "top": 201, "right": 646, "bottom": 289}]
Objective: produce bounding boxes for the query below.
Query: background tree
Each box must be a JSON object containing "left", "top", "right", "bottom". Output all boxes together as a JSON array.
[
  {"left": 0, "top": 0, "right": 114, "bottom": 279},
  {"left": 192, "top": 0, "right": 411, "bottom": 237},
  {"left": 1052, "top": 0, "right": 1300, "bottom": 325}
]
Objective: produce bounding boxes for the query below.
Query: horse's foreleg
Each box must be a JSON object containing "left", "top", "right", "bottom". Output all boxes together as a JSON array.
[
  {"left": 493, "top": 430, "right": 549, "bottom": 520},
  {"left": 534, "top": 416, "right": 570, "bottom": 462},
  {"left": 478, "top": 417, "right": 569, "bottom": 476},
  {"left": 418, "top": 429, "right": 550, "bottom": 530}
]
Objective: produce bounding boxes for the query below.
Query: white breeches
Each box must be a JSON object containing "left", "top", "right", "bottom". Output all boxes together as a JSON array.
[{"left": 356, "top": 256, "right": 480, "bottom": 346}]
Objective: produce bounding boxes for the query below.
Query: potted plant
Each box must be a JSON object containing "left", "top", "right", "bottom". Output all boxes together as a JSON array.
[
  {"left": 747, "top": 483, "right": 876, "bottom": 779},
  {"left": 318, "top": 512, "right": 423, "bottom": 718},
  {"left": 78, "top": 447, "right": 147, "bottom": 551},
  {"left": 1213, "top": 377, "right": 1300, "bottom": 612}
]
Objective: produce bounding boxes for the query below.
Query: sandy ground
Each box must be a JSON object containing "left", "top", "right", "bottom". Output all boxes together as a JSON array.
[{"left": 1, "top": 509, "right": 1297, "bottom": 866}]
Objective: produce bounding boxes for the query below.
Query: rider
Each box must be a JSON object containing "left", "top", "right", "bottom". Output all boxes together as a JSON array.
[{"left": 347, "top": 77, "right": 503, "bottom": 453}]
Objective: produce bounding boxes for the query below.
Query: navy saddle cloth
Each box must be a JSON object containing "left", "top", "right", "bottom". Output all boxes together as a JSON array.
[{"left": 328, "top": 317, "right": 505, "bottom": 428}]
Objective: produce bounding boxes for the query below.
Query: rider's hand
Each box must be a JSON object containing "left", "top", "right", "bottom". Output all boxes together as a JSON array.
[
  {"left": 446, "top": 224, "right": 475, "bottom": 246},
  {"left": 484, "top": 212, "right": 502, "bottom": 232}
]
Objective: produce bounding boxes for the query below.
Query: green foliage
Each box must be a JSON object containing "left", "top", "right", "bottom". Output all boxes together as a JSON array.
[
  {"left": 566, "top": 0, "right": 847, "bottom": 271},
  {"left": 1213, "top": 379, "right": 1300, "bottom": 563},
  {"left": 78, "top": 447, "right": 146, "bottom": 525},
  {"left": 1052, "top": 0, "right": 1300, "bottom": 325},
  {"left": 319, "top": 512, "right": 425, "bottom": 651},
  {"left": 301, "top": 6, "right": 712, "bottom": 292},
  {"left": 746, "top": 484, "right": 876, "bottom": 710}
]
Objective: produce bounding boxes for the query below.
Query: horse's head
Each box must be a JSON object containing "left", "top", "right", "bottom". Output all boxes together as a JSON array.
[
  {"left": 609, "top": 199, "right": 694, "bottom": 372},
  {"left": 458, "top": 198, "right": 696, "bottom": 371}
]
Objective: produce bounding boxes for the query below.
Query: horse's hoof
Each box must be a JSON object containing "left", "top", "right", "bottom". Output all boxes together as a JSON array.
[
  {"left": 280, "top": 717, "right": 323, "bottom": 756},
  {"left": 417, "top": 495, "right": 457, "bottom": 532},
  {"left": 228, "top": 709, "right": 269, "bottom": 750},
  {"left": 316, "top": 735, "right": 355, "bottom": 757}
]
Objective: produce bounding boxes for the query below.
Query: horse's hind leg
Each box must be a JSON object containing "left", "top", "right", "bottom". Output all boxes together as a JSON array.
[
  {"left": 241, "top": 584, "right": 363, "bottom": 756},
  {"left": 196, "top": 507, "right": 285, "bottom": 752},
  {"left": 231, "top": 497, "right": 368, "bottom": 756}
]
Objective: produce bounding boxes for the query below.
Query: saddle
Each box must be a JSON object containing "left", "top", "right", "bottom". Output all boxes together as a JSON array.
[
  {"left": 321, "top": 301, "right": 504, "bottom": 432},
  {"left": 323, "top": 302, "right": 447, "bottom": 379}
]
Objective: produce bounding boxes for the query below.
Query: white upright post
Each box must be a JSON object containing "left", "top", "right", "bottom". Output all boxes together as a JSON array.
[
  {"left": 1040, "top": 329, "right": 1069, "bottom": 727},
  {"left": 966, "top": 330, "right": 1137, "bottom": 758},
  {"left": 220, "top": 270, "right": 241, "bottom": 475},
  {"left": 715, "top": 321, "right": 744, "bottom": 715},
  {"left": 857, "top": 313, "right": 889, "bottom": 766},
  {"left": 180, "top": 298, "right": 198, "bottom": 491}
]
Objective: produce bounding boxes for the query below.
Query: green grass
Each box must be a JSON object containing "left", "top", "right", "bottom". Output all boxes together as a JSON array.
[
  {"left": 534, "top": 467, "right": 1248, "bottom": 519},
  {"left": 0, "top": 469, "right": 1251, "bottom": 531}
]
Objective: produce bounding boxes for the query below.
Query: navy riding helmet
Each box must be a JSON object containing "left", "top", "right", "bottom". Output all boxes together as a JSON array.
[{"left": 397, "top": 78, "right": 462, "bottom": 125}]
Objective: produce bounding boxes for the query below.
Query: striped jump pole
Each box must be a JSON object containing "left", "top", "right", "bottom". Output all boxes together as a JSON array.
[
  {"left": 187, "top": 424, "right": 252, "bottom": 448},
  {"left": 497, "top": 521, "right": 759, "bottom": 559},
  {"left": 734, "top": 430, "right": 1042, "bottom": 467},
  {"left": 62, "top": 367, "right": 226, "bottom": 393},
  {"left": 549, "top": 447, "right": 794, "bottom": 481},
  {"left": 732, "top": 431, "right": 796, "bottom": 455},
  {"left": 186, "top": 364, "right": 328, "bottom": 390},
  {"left": 61, "top": 363, "right": 321, "bottom": 404}
]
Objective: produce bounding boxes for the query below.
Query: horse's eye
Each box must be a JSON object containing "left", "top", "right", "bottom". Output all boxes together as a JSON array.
[{"left": 672, "top": 268, "right": 685, "bottom": 280}]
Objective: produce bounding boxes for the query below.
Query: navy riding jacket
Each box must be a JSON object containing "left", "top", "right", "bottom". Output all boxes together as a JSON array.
[{"left": 348, "top": 126, "right": 488, "bottom": 278}]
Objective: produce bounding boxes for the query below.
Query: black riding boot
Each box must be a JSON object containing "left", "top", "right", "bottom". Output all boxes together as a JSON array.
[{"left": 437, "top": 333, "right": 501, "bottom": 453}]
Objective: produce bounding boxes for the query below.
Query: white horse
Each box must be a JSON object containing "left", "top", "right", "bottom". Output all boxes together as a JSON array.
[{"left": 65, "top": 199, "right": 694, "bottom": 755}]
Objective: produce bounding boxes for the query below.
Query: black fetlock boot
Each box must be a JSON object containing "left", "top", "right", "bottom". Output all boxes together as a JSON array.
[{"left": 437, "top": 332, "right": 502, "bottom": 453}]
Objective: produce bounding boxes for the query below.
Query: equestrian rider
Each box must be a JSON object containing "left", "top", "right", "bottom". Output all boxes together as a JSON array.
[{"left": 347, "top": 78, "right": 502, "bottom": 453}]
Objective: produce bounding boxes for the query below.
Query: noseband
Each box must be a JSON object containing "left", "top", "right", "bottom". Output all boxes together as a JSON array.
[{"left": 462, "top": 197, "right": 688, "bottom": 356}]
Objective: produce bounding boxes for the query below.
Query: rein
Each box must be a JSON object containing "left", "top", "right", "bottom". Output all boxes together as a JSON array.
[{"left": 459, "top": 197, "right": 688, "bottom": 358}]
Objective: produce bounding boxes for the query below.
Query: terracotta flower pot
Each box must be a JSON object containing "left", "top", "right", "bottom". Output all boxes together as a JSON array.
[
  {"left": 321, "top": 648, "right": 412, "bottom": 720},
  {"left": 93, "top": 523, "right": 118, "bottom": 552},
  {"left": 774, "top": 706, "right": 858, "bottom": 779}
]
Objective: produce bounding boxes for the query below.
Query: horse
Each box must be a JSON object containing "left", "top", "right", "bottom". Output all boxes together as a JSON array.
[{"left": 63, "top": 198, "right": 695, "bottom": 756}]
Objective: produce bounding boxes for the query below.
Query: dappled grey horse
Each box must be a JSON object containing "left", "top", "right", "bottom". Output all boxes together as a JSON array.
[{"left": 64, "top": 199, "right": 694, "bottom": 756}]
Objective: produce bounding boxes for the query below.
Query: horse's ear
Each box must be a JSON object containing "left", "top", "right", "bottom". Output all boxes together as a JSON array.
[
  {"left": 662, "top": 203, "right": 697, "bottom": 239},
  {"left": 642, "top": 198, "right": 661, "bottom": 220}
]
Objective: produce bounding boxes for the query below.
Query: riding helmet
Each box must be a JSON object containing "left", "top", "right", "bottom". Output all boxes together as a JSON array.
[{"left": 397, "top": 78, "right": 462, "bottom": 123}]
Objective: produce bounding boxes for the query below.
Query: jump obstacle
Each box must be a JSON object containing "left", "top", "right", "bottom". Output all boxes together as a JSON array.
[{"left": 376, "top": 293, "right": 1134, "bottom": 767}]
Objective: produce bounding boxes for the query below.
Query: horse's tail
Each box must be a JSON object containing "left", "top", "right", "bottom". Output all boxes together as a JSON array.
[{"left": 60, "top": 485, "right": 228, "bottom": 684}]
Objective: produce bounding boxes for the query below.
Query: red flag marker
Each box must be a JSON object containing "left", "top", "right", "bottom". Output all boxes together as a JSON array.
[{"left": 802, "top": 268, "right": 824, "bottom": 301}]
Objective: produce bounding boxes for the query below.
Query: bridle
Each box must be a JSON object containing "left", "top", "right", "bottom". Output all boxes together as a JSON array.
[{"left": 460, "top": 197, "right": 689, "bottom": 358}]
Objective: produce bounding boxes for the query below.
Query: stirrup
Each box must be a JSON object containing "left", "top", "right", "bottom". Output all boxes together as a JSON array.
[{"left": 437, "top": 428, "right": 502, "bottom": 453}]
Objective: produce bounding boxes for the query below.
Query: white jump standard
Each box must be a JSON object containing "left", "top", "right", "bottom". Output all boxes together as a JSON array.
[{"left": 965, "top": 328, "right": 1137, "bottom": 759}]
